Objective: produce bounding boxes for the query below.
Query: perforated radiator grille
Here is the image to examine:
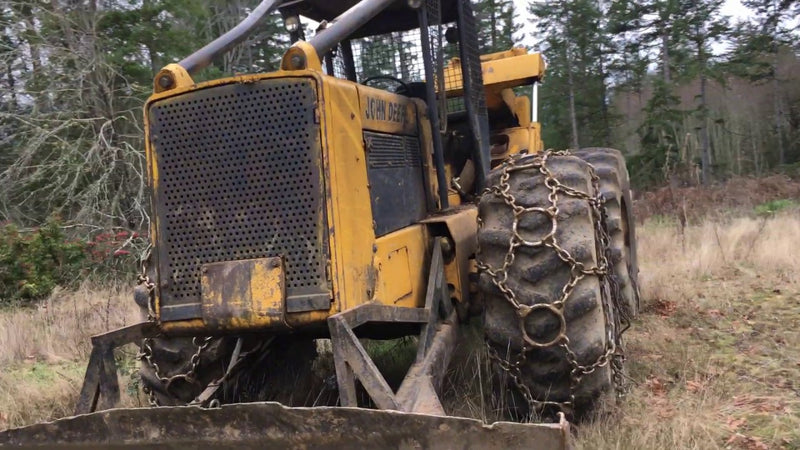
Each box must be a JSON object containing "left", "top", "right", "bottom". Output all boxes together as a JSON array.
[{"left": 147, "top": 78, "right": 328, "bottom": 320}]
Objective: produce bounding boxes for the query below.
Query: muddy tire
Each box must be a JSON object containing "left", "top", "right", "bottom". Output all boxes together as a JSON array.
[
  {"left": 478, "top": 153, "right": 615, "bottom": 418},
  {"left": 139, "top": 336, "right": 240, "bottom": 406},
  {"left": 573, "top": 148, "right": 639, "bottom": 318},
  {"left": 139, "top": 333, "right": 317, "bottom": 406}
]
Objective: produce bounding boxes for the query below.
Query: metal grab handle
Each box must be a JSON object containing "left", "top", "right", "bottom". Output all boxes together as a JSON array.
[
  {"left": 308, "top": 0, "right": 397, "bottom": 57},
  {"left": 179, "top": 0, "right": 283, "bottom": 75}
]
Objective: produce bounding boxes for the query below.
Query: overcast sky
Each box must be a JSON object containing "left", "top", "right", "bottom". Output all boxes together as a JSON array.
[{"left": 511, "top": 0, "right": 753, "bottom": 50}]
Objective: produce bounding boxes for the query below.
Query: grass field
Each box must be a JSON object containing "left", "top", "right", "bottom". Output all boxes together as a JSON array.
[
  {"left": 1, "top": 209, "right": 799, "bottom": 449},
  {"left": 575, "top": 212, "right": 800, "bottom": 449},
  {"left": 0, "top": 287, "right": 141, "bottom": 428}
]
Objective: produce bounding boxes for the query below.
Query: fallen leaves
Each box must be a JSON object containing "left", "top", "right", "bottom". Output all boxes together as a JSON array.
[
  {"left": 725, "top": 432, "right": 769, "bottom": 450},
  {"left": 653, "top": 299, "right": 677, "bottom": 317},
  {"left": 645, "top": 376, "right": 667, "bottom": 395},
  {"left": 726, "top": 416, "right": 747, "bottom": 433},
  {"left": 732, "top": 395, "right": 794, "bottom": 415},
  {"left": 685, "top": 379, "right": 704, "bottom": 393}
]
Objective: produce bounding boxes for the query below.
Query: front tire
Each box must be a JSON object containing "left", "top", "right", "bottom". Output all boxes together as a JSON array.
[
  {"left": 477, "top": 151, "right": 623, "bottom": 419},
  {"left": 139, "top": 335, "right": 239, "bottom": 406}
]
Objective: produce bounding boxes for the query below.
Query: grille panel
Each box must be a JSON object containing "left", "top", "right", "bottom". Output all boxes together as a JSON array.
[
  {"left": 366, "top": 133, "right": 422, "bottom": 168},
  {"left": 148, "top": 79, "right": 327, "bottom": 318},
  {"left": 365, "top": 131, "right": 427, "bottom": 236}
]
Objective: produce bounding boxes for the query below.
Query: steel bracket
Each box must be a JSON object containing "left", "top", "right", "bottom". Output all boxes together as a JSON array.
[
  {"left": 327, "top": 237, "right": 458, "bottom": 415},
  {"left": 75, "top": 321, "right": 160, "bottom": 415}
]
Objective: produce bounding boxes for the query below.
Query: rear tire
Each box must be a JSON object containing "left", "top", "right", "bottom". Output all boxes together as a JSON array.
[
  {"left": 573, "top": 148, "right": 639, "bottom": 318},
  {"left": 477, "top": 152, "right": 619, "bottom": 419}
]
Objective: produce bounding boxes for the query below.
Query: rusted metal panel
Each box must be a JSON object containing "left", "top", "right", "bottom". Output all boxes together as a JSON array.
[
  {"left": 200, "top": 257, "right": 285, "bottom": 330},
  {"left": 88, "top": 322, "right": 160, "bottom": 348},
  {"left": 74, "top": 347, "right": 102, "bottom": 415},
  {"left": 416, "top": 238, "right": 449, "bottom": 364},
  {"left": 284, "top": 293, "right": 331, "bottom": 313},
  {"left": 327, "top": 302, "right": 428, "bottom": 409},
  {"left": 336, "top": 303, "right": 429, "bottom": 329},
  {"left": 147, "top": 78, "right": 329, "bottom": 323},
  {"left": 377, "top": 246, "right": 413, "bottom": 303},
  {"left": 0, "top": 403, "right": 570, "bottom": 449},
  {"left": 396, "top": 313, "right": 458, "bottom": 415},
  {"left": 96, "top": 347, "right": 120, "bottom": 412},
  {"left": 422, "top": 205, "right": 479, "bottom": 307},
  {"left": 326, "top": 238, "right": 456, "bottom": 416}
]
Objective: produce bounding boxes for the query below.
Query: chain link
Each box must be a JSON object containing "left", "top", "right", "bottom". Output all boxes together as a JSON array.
[
  {"left": 134, "top": 257, "right": 215, "bottom": 406},
  {"left": 478, "top": 150, "right": 629, "bottom": 419},
  {"left": 137, "top": 335, "right": 213, "bottom": 407},
  {"left": 136, "top": 250, "right": 156, "bottom": 321}
]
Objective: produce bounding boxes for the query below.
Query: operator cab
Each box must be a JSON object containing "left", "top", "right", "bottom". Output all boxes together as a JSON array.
[
  {"left": 275, "top": 0, "right": 543, "bottom": 198},
  {"left": 279, "top": 0, "right": 455, "bottom": 93}
]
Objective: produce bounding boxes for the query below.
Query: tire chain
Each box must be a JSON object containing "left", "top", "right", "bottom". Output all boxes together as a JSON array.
[
  {"left": 137, "top": 335, "right": 213, "bottom": 407},
  {"left": 134, "top": 265, "right": 214, "bottom": 407},
  {"left": 477, "top": 150, "right": 630, "bottom": 420}
]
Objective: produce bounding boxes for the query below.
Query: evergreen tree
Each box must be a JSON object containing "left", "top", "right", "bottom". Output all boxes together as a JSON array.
[
  {"left": 530, "top": 0, "right": 609, "bottom": 149},
  {"left": 734, "top": 0, "right": 796, "bottom": 165},
  {"left": 475, "top": 0, "right": 520, "bottom": 53},
  {"left": 614, "top": 0, "right": 706, "bottom": 186},
  {"left": 683, "top": 0, "right": 728, "bottom": 183}
]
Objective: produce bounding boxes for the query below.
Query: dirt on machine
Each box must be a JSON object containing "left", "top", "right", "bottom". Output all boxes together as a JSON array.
[{"left": 0, "top": 0, "right": 639, "bottom": 447}]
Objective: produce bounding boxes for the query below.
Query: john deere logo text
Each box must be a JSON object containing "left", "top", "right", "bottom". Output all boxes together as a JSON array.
[{"left": 364, "top": 96, "right": 407, "bottom": 124}]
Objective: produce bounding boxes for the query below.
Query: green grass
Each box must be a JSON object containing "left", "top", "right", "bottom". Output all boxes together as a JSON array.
[
  {"left": 754, "top": 198, "right": 796, "bottom": 216},
  {"left": 5, "top": 361, "right": 84, "bottom": 387}
]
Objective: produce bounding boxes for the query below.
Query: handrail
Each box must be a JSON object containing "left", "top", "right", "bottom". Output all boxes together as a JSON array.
[
  {"left": 179, "top": 0, "right": 284, "bottom": 74},
  {"left": 308, "top": 0, "right": 397, "bottom": 57}
]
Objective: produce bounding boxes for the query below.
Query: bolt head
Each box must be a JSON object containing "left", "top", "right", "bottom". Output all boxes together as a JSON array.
[
  {"left": 440, "top": 237, "right": 454, "bottom": 256},
  {"left": 158, "top": 74, "right": 174, "bottom": 90},
  {"left": 290, "top": 54, "right": 305, "bottom": 70}
]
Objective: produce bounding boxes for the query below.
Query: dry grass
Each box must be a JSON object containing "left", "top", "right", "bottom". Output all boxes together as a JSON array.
[
  {"left": 1, "top": 209, "right": 799, "bottom": 449},
  {"left": 574, "top": 211, "right": 800, "bottom": 449},
  {"left": 634, "top": 174, "right": 800, "bottom": 224},
  {"left": 0, "top": 285, "right": 141, "bottom": 428}
]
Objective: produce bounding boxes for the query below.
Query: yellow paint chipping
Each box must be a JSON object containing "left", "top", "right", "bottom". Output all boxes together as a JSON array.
[{"left": 200, "top": 257, "right": 285, "bottom": 331}]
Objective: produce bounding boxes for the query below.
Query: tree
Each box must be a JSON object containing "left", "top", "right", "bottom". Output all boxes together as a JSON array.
[
  {"left": 610, "top": 0, "right": 724, "bottom": 186},
  {"left": 0, "top": 0, "right": 291, "bottom": 230},
  {"left": 475, "top": 0, "right": 520, "bottom": 53},
  {"left": 530, "top": 0, "right": 609, "bottom": 149},
  {"left": 683, "top": 0, "right": 728, "bottom": 184},
  {"left": 735, "top": 0, "right": 797, "bottom": 165}
]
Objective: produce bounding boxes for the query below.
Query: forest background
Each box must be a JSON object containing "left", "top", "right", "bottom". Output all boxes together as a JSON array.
[{"left": 0, "top": 0, "right": 798, "bottom": 302}]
